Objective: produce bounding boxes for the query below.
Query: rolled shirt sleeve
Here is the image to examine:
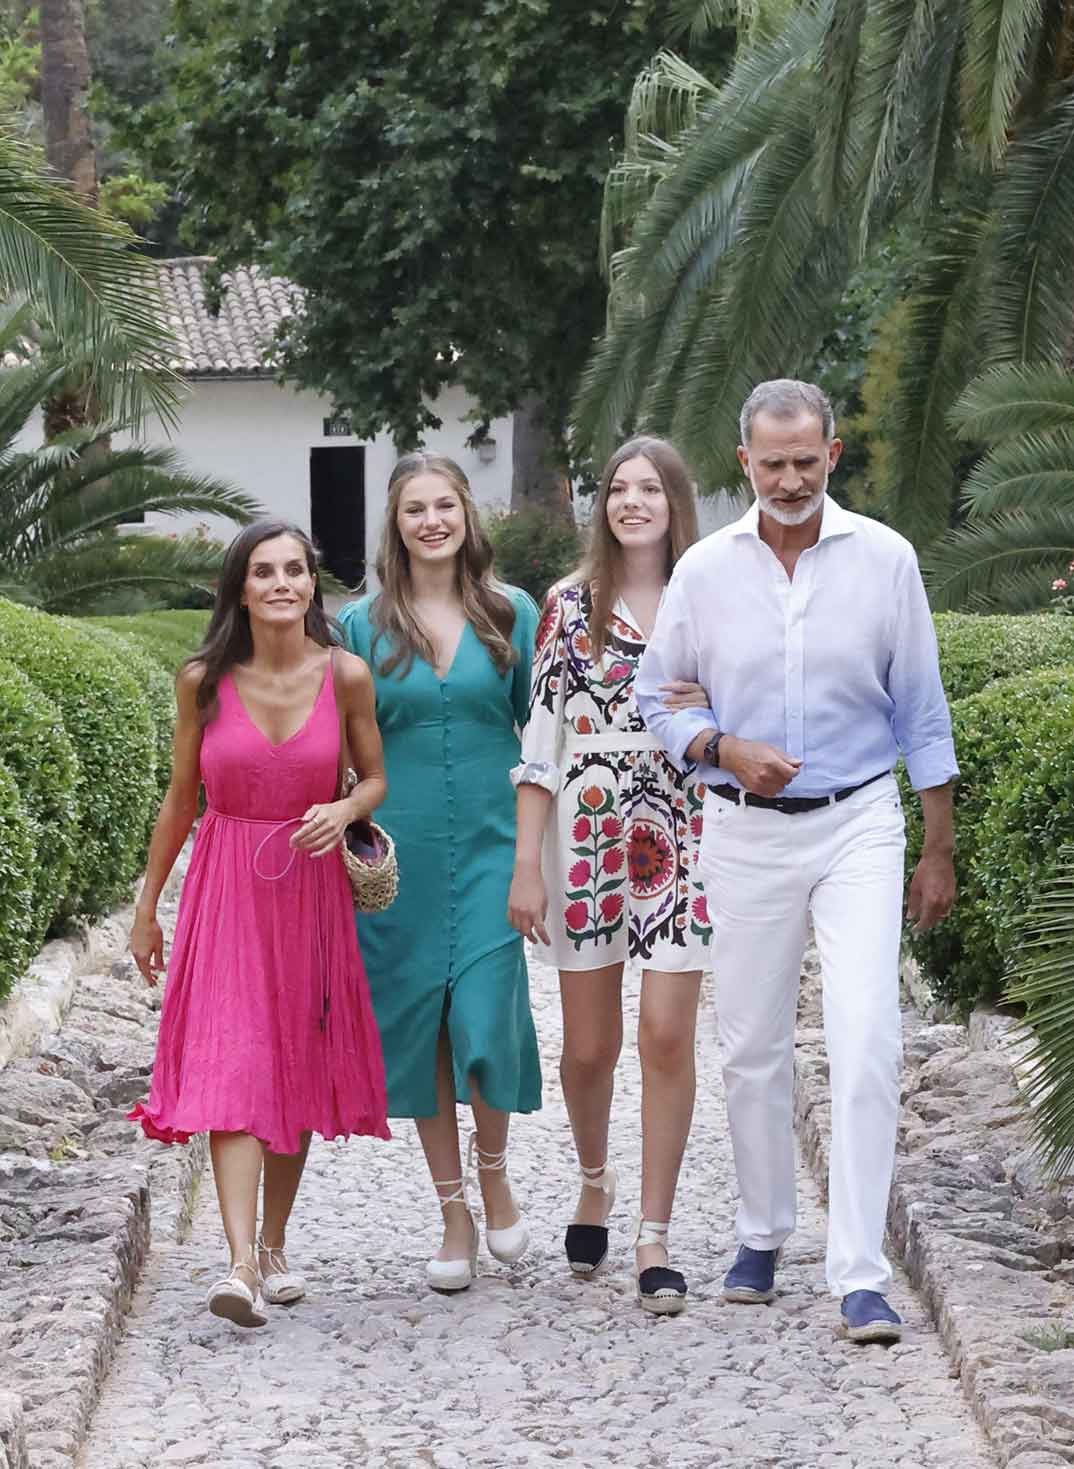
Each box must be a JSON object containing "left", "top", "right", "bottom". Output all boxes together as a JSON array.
[
  {"left": 635, "top": 568, "right": 717, "bottom": 769},
  {"left": 889, "top": 552, "right": 960, "bottom": 791}
]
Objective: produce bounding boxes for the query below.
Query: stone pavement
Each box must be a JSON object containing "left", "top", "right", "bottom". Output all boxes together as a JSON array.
[{"left": 77, "top": 956, "right": 993, "bottom": 1469}]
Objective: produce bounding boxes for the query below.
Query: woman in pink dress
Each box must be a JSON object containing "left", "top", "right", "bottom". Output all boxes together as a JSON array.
[{"left": 130, "top": 519, "right": 390, "bottom": 1327}]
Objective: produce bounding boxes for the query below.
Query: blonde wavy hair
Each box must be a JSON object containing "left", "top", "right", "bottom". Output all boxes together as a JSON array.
[
  {"left": 371, "top": 452, "right": 518, "bottom": 677},
  {"left": 578, "top": 435, "right": 700, "bottom": 662}
]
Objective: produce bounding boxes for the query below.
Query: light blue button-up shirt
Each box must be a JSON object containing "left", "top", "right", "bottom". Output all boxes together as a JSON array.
[{"left": 635, "top": 496, "right": 958, "bottom": 795}]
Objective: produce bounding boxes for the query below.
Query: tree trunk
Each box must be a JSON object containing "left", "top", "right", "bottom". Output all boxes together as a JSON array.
[
  {"left": 511, "top": 393, "right": 570, "bottom": 514},
  {"left": 41, "top": 0, "right": 97, "bottom": 206},
  {"left": 41, "top": 0, "right": 105, "bottom": 443}
]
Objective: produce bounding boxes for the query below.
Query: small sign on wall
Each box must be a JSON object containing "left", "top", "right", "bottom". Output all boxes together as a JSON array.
[{"left": 323, "top": 413, "right": 353, "bottom": 437}]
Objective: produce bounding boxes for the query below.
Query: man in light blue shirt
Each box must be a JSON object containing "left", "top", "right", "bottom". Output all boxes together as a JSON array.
[{"left": 636, "top": 379, "right": 958, "bottom": 1343}]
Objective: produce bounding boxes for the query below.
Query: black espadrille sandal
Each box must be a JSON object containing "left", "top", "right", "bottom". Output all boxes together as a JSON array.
[
  {"left": 635, "top": 1218, "right": 687, "bottom": 1314},
  {"left": 565, "top": 1161, "right": 617, "bottom": 1275}
]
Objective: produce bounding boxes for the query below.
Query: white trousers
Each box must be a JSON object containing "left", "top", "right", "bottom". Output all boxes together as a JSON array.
[{"left": 698, "top": 774, "right": 905, "bottom": 1297}]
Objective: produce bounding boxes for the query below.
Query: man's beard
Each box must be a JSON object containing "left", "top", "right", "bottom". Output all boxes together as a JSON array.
[{"left": 753, "top": 474, "right": 827, "bottom": 527}]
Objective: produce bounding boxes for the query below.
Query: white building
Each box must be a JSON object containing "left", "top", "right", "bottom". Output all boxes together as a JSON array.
[{"left": 134, "top": 257, "right": 518, "bottom": 589}]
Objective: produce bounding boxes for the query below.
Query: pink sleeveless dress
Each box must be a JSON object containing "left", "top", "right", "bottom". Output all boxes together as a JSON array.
[{"left": 129, "top": 660, "right": 390, "bottom": 1154}]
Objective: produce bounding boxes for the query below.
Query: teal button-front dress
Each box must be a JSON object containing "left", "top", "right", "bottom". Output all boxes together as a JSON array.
[{"left": 338, "top": 588, "right": 542, "bottom": 1119}]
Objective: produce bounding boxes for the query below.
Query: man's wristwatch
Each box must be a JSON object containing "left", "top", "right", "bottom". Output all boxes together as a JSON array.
[{"left": 702, "top": 730, "right": 723, "bottom": 767}]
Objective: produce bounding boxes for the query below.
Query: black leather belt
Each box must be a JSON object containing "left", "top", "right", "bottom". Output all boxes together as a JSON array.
[{"left": 712, "top": 770, "right": 891, "bottom": 815}]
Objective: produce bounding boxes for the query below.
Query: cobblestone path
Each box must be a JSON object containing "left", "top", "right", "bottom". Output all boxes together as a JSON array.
[{"left": 79, "top": 957, "right": 995, "bottom": 1469}]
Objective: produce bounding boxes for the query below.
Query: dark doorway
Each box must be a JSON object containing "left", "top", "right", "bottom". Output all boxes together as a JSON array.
[{"left": 310, "top": 446, "right": 365, "bottom": 589}]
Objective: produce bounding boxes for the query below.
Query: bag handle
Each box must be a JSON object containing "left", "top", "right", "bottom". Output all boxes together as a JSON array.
[{"left": 332, "top": 646, "right": 355, "bottom": 800}]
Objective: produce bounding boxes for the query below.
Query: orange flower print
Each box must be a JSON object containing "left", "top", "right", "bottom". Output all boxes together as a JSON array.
[
  {"left": 628, "top": 822, "right": 676, "bottom": 899},
  {"left": 581, "top": 785, "right": 605, "bottom": 811},
  {"left": 575, "top": 714, "right": 594, "bottom": 734}
]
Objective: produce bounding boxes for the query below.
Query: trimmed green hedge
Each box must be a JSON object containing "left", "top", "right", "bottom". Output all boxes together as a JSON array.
[
  {"left": 87, "top": 610, "right": 208, "bottom": 674},
  {"left": 906, "top": 666, "right": 1074, "bottom": 1011},
  {"left": 934, "top": 612, "right": 1074, "bottom": 702},
  {"left": 86, "top": 626, "right": 177, "bottom": 804},
  {"left": 0, "top": 759, "right": 34, "bottom": 999},
  {"left": 0, "top": 659, "right": 79, "bottom": 948},
  {"left": 0, "top": 600, "right": 156, "bottom": 922}
]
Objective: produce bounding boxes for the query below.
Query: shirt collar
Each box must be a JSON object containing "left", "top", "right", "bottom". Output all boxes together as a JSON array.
[{"left": 730, "top": 494, "right": 857, "bottom": 543}]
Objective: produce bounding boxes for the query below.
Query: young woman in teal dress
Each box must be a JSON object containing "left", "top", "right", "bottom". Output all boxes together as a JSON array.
[{"left": 338, "top": 453, "right": 541, "bottom": 1292}]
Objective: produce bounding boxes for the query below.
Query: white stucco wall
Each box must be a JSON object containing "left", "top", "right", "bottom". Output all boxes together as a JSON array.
[{"left": 105, "top": 377, "right": 515, "bottom": 590}]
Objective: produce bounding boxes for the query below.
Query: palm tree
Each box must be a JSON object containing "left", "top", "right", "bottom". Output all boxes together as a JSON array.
[
  {"left": 0, "top": 129, "right": 180, "bottom": 427},
  {"left": 1005, "top": 849, "right": 1074, "bottom": 1176},
  {"left": 923, "top": 364, "right": 1074, "bottom": 611},
  {"left": 576, "top": 0, "right": 1074, "bottom": 546},
  {"left": 0, "top": 326, "right": 259, "bottom": 611}
]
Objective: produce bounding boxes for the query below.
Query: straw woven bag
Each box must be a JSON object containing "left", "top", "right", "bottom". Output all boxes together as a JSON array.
[
  {"left": 340, "top": 792, "right": 399, "bottom": 913},
  {"left": 333, "top": 650, "right": 399, "bottom": 913}
]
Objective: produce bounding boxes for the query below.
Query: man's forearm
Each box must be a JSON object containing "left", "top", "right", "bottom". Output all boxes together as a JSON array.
[{"left": 918, "top": 780, "right": 955, "bottom": 856}]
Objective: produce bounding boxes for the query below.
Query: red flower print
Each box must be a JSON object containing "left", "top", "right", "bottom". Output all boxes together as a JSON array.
[
  {"left": 569, "top": 859, "right": 592, "bottom": 888},
  {"left": 627, "top": 821, "right": 676, "bottom": 899},
  {"left": 601, "top": 815, "right": 623, "bottom": 838},
  {"left": 575, "top": 714, "right": 593, "bottom": 734},
  {"left": 696, "top": 782, "right": 707, "bottom": 798},
  {"left": 573, "top": 816, "right": 592, "bottom": 841},
  {"left": 607, "top": 661, "right": 632, "bottom": 682},
  {"left": 565, "top": 901, "right": 589, "bottom": 932},
  {"left": 535, "top": 599, "right": 561, "bottom": 655},
  {"left": 603, "top": 847, "right": 624, "bottom": 875},
  {"left": 600, "top": 894, "right": 624, "bottom": 923},
  {"left": 581, "top": 785, "right": 605, "bottom": 811},
  {"left": 690, "top": 814, "right": 703, "bottom": 839},
  {"left": 692, "top": 895, "right": 709, "bottom": 925}
]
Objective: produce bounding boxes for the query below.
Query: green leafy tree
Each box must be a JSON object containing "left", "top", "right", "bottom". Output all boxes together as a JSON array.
[
  {"left": 129, "top": 0, "right": 734, "bottom": 505},
  {"left": 577, "top": 1, "right": 1074, "bottom": 544}
]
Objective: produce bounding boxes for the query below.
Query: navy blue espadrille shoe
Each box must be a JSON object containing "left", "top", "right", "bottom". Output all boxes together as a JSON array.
[
  {"left": 722, "top": 1245, "right": 779, "bottom": 1303},
  {"left": 840, "top": 1290, "right": 903, "bottom": 1343}
]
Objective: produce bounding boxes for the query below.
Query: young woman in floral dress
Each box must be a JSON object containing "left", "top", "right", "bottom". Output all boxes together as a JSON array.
[{"left": 508, "top": 436, "right": 712, "bottom": 1314}]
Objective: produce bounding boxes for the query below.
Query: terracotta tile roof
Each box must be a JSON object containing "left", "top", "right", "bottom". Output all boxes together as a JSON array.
[{"left": 159, "top": 256, "right": 301, "bottom": 378}]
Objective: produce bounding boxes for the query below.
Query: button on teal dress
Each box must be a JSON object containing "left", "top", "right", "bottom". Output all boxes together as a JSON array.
[{"left": 338, "top": 588, "right": 542, "bottom": 1119}]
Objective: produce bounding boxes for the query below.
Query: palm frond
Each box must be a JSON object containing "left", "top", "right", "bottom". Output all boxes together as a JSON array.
[
  {"left": 813, "top": 0, "right": 869, "bottom": 221},
  {"left": 1004, "top": 849, "right": 1074, "bottom": 1176},
  {"left": 951, "top": 362, "right": 1074, "bottom": 440},
  {"left": 882, "top": 210, "right": 991, "bottom": 544},
  {"left": 576, "top": 9, "right": 824, "bottom": 459},
  {"left": 20, "top": 533, "right": 229, "bottom": 612},
  {"left": 988, "top": 91, "right": 1074, "bottom": 362},
  {"left": 0, "top": 132, "right": 182, "bottom": 428},
  {"left": 852, "top": 0, "right": 947, "bottom": 233},
  {"left": 922, "top": 503, "right": 1074, "bottom": 610},
  {"left": 904, "top": 2, "right": 965, "bottom": 215},
  {"left": 961, "top": 0, "right": 1046, "bottom": 165},
  {"left": 960, "top": 430, "right": 1074, "bottom": 518}
]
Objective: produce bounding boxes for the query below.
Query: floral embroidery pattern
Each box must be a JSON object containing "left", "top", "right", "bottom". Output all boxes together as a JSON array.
[
  {"left": 563, "top": 783, "right": 627, "bottom": 949},
  {"left": 627, "top": 821, "right": 676, "bottom": 899},
  {"left": 526, "top": 581, "right": 712, "bottom": 964}
]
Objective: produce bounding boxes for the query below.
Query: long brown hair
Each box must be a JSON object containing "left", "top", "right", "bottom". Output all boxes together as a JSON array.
[
  {"left": 371, "top": 452, "right": 517, "bottom": 677},
  {"left": 578, "top": 435, "right": 700, "bottom": 661},
  {"left": 187, "top": 519, "right": 339, "bottom": 720}
]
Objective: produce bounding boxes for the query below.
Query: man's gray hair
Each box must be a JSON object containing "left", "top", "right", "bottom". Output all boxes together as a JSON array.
[{"left": 739, "top": 379, "right": 835, "bottom": 445}]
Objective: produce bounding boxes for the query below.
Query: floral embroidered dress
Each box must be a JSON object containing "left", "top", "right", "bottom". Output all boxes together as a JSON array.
[{"left": 513, "top": 580, "right": 711, "bottom": 971}]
